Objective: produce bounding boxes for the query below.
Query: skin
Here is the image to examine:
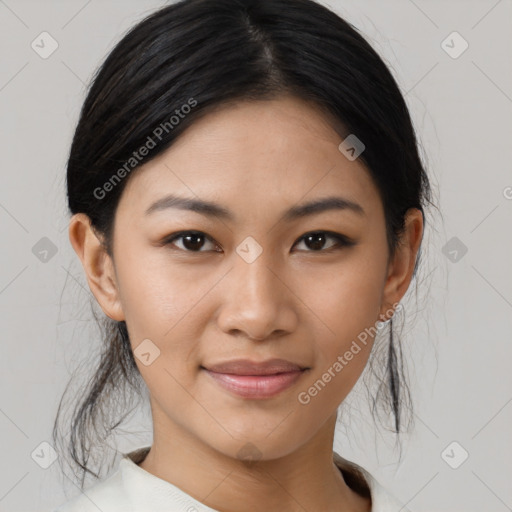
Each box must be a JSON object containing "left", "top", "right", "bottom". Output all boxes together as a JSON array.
[{"left": 69, "top": 95, "right": 423, "bottom": 512}]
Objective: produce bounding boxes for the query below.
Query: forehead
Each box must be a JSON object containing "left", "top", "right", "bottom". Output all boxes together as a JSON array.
[{"left": 118, "top": 96, "right": 381, "bottom": 223}]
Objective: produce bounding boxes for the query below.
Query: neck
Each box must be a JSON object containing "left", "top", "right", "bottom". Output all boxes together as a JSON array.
[{"left": 138, "top": 412, "right": 371, "bottom": 512}]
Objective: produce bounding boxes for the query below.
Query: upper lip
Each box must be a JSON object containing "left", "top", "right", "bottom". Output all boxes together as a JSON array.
[{"left": 202, "top": 358, "right": 308, "bottom": 376}]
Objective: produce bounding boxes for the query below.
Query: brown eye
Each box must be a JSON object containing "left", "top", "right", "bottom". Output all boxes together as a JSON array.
[
  {"left": 164, "top": 231, "right": 220, "bottom": 252},
  {"left": 294, "top": 231, "right": 354, "bottom": 252}
]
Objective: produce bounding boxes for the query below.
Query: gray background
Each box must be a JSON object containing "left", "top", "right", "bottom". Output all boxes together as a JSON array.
[{"left": 1, "top": 0, "right": 511, "bottom": 510}]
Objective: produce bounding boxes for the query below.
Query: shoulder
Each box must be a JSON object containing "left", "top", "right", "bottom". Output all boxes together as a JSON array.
[
  {"left": 333, "top": 452, "right": 412, "bottom": 512},
  {"left": 52, "top": 468, "right": 129, "bottom": 512}
]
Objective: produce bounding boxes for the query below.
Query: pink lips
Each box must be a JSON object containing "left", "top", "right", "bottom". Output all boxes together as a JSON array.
[{"left": 202, "top": 358, "right": 309, "bottom": 399}]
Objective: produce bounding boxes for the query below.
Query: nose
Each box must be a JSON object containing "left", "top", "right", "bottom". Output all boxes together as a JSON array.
[{"left": 216, "top": 253, "right": 298, "bottom": 341}]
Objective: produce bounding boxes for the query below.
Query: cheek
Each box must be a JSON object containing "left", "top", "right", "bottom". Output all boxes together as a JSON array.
[
  {"left": 114, "top": 244, "right": 205, "bottom": 338},
  {"left": 114, "top": 246, "right": 217, "bottom": 390},
  {"left": 305, "top": 257, "right": 384, "bottom": 344},
  {"left": 325, "top": 277, "right": 381, "bottom": 349},
  {"left": 298, "top": 252, "right": 386, "bottom": 394}
]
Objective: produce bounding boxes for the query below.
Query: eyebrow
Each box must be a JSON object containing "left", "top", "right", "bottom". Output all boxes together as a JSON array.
[{"left": 145, "top": 193, "right": 365, "bottom": 222}]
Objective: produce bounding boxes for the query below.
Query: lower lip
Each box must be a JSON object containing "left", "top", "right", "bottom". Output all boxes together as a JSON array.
[{"left": 203, "top": 368, "right": 306, "bottom": 399}]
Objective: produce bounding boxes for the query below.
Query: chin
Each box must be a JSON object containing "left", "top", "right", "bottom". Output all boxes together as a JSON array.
[{"left": 202, "top": 427, "right": 307, "bottom": 464}]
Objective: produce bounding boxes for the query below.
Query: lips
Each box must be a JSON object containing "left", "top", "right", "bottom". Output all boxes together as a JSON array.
[
  {"left": 203, "top": 358, "right": 308, "bottom": 376},
  {"left": 201, "top": 358, "right": 310, "bottom": 399}
]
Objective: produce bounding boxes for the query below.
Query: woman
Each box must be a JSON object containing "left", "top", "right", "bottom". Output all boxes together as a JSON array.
[{"left": 53, "top": 0, "right": 434, "bottom": 510}]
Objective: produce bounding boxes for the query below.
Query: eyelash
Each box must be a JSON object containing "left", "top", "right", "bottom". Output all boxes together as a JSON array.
[{"left": 161, "top": 230, "right": 355, "bottom": 253}]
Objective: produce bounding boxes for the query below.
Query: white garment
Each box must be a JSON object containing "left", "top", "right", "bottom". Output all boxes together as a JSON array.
[{"left": 54, "top": 447, "right": 411, "bottom": 512}]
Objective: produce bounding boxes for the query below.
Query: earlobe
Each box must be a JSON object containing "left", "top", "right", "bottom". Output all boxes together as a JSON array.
[
  {"left": 379, "top": 208, "right": 424, "bottom": 321},
  {"left": 68, "top": 213, "right": 125, "bottom": 322}
]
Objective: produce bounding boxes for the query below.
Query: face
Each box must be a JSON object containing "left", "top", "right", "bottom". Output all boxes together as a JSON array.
[{"left": 78, "top": 95, "right": 419, "bottom": 462}]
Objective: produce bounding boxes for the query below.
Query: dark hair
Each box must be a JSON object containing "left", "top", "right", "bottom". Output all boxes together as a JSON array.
[{"left": 54, "top": 0, "right": 437, "bottom": 489}]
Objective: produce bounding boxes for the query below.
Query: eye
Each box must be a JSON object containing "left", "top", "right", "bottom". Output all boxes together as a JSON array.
[
  {"left": 162, "top": 230, "right": 355, "bottom": 253},
  {"left": 293, "top": 231, "right": 355, "bottom": 252},
  {"left": 162, "top": 231, "right": 221, "bottom": 252}
]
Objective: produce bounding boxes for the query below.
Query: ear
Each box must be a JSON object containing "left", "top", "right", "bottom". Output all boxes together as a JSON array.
[
  {"left": 68, "top": 213, "right": 125, "bottom": 322},
  {"left": 379, "top": 208, "right": 424, "bottom": 322}
]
